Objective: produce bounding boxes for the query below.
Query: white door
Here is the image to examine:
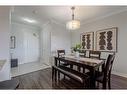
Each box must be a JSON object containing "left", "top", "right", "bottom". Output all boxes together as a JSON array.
[{"left": 24, "top": 31, "right": 39, "bottom": 63}]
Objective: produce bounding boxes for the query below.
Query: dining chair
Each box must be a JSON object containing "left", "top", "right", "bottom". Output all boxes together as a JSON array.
[
  {"left": 82, "top": 50, "right": 101, "bottom": 74},
  {"left": 57, "top": 50, "right": 70, "bottom": 67},
  {"left": 89, "top": 51, "right": 101, "bottom": 73},
  {"left": 87, "top": 54, "right": 115, "bottom": 89},
  {"left": 57, "top": 50, "right": 65, "bottom": 58},
  {"left": 77, "top": 50, "right": 86, "bottom": 72},
  {"left": 89, "top": 51, "right": 101, "bottom": 59},
  {"left": 79, "top": 50, "right": 86, "bottom": 58}
]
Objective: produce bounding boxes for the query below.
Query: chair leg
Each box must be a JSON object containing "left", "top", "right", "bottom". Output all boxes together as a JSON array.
[
  {"left": 108, "top": 74, "right": 111, "bottom": 89},
  {"left": 63, "top": 74, "right": 66, "bottom": 80},
  {"left": 15, "top": 83, "right": 19, "bottom": 89},
  {"left": 70, "top": 65, "right": 73, "bottom": 69},
  {"left": 96, "top": 82, "right": 99, "bottom": 88},
  {"left": 58, "top": 71, "right": 60, "bottom": 85},
  {"left": 54, "top": 68, "right": 57, "bottom": 82},
  {"left": 108, "top": 78, "right": 111, "bottom": 89},
  {"left": 83, "top": 78, "right": 90, "bottom": 89},
  {"left": 103, "top": 81, "right": 107, "bottom": 89},
  {"left": 52, "top": 67, "right": 54, "bottom": 80},
  {"left": 82, "top": 81, "right": 85, "bottom": 88},
  {"left": 77, "top": 66, "right": 81, "bottom": 72},
  {"left": 81, "top": 79, "right": 86, "bottom": 88},
  {"left": 83, "top": 67, "right": 85, "bottom": 73}
]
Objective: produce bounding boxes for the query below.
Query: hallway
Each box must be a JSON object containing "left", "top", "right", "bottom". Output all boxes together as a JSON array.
[{"left": 11, "top": 62, "right": 51, "bottom": 77}]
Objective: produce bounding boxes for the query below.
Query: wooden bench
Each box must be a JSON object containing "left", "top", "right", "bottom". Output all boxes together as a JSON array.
[{"left": 52, "top": 65, "right": 90, "bottom": 88}]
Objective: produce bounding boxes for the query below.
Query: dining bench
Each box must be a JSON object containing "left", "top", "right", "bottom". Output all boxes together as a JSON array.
[{"left": 52, "top": 65, "right": 90, "bottom": 88}]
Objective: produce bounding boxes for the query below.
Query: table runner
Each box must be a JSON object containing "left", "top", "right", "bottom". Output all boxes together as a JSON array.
[{"left": 65, "top": 55, "right": 103, "bottom": 64}]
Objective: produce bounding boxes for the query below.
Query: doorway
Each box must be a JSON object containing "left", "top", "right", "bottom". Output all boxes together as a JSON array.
[{"left": 10, "top": 23, "right": 50, "bottom": 77}]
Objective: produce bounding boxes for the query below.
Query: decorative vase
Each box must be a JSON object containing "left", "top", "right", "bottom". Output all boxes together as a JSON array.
[{"left": 75, "top": 51, "right": 79, "bottom": 58}]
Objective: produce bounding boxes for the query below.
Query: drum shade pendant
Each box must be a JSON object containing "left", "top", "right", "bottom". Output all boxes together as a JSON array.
[{"left": 66, "top": 7, "right": 80, "bottom": 30}]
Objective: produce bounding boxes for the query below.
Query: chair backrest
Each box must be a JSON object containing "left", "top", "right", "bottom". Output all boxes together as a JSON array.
[
  {"left": 104, "top": 54, "right": 115, "bottom": 80},
  {"left": 57, "top": 50, "right": 65, "bottom": 58},
  {"left": 79, "top": 50, "right": 86, "bottom": 57},
  {"left": 89, "top": 51, "right": 101, "bottom": 59}
]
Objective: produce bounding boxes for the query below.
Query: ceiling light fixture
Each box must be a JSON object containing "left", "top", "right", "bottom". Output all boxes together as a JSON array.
[
  {"left": 23, "top": 18, "right": 37, "bottom": 23},
  {"left": 66, "top": 6, "right": 80, "bottom": 30}
]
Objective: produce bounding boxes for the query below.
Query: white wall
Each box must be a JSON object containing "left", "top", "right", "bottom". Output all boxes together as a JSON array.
[
  {"left": 0, "top": 7, "right": 11, "bottom": 81},
  {"left": 51, "top": 22, "right": 71, "bottom": 55},
  {"left": 11, "top": 22, "right": 40, "bottom": 64},
  {"left": 40, "top": 21, "right": 71, "bottom": 65},
  {"left": 71, "top": 10, "right": 127, "bottom": 77},
  {"left": 40, "top": 22, "right": 51, "bottom": 65}
]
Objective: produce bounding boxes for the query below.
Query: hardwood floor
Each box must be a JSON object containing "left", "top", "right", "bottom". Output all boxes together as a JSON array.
[{"left": 13, "top": 68, "right": 127, "bottom": 89}]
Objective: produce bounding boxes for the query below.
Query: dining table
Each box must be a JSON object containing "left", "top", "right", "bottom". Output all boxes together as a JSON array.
[{"left": 54, "top": 55, "right": 105, "bottom": 89}]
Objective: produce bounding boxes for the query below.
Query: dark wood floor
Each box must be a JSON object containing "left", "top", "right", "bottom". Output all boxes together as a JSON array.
[{"left": 13, "top": 68, "right": 127, "bottom": 89}]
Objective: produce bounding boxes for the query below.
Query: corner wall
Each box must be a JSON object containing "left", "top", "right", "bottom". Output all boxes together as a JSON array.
[
  {"left": 40, "top": 21, "right": 71, "bottom": 65},
  {"left": 51, "top": 22, "right": 71, "bottom": 55}
]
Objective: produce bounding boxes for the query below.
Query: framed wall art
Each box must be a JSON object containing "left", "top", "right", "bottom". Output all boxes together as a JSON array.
[
  {"left": 80, "top": 32, "right": 94, "bottom": 50},
  {"left": 96, "top": 27, "right": 118, "bottom": 52}
]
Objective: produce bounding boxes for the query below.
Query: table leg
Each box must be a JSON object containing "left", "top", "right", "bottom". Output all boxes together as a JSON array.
[
  {"left": 55, "top": 57, "right": 57, "bottom": 66},
  {"left": 70, "top": 64, "right": 73, "bottom": 69},
  {"left": 90, "top": 69, "right": 96, "bottom": 89},
  {"left": 77, "top": 66, "right": 81, "bottom": 72},
  {"left": 54, "top": 58, "right": 58, "bottom": 82}
]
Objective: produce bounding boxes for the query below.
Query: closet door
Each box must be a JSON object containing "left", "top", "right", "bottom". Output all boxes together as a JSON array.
[{"left": 24, "top": 31, "right": 39, "bottom": 63}]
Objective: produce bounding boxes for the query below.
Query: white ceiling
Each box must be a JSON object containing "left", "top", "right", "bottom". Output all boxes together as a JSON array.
[{"left": 11, "top": 6, "right": 127, "bottom": 28}]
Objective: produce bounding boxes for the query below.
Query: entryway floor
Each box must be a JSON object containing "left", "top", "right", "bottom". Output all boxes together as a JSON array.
[{"left": 11, "top": 61, "right": 51, "bottom": 77}]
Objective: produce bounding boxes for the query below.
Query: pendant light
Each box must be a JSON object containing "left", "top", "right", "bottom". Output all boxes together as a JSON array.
[{"left": 66, "top": 7, "right": 80, "bottom": 30}]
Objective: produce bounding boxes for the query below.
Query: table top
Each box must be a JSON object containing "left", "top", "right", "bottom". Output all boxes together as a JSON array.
[{"left": 55, "top": 55, "right": 104, "bottom": 68}]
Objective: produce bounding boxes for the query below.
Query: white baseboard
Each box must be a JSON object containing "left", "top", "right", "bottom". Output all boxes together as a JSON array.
[{"left": 112, "top": 71, "right": 127, "bottom": 78}]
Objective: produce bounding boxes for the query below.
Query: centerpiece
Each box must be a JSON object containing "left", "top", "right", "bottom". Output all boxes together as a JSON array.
[{"left": 71, "top": 44, "right": 81, "bottom": 58}]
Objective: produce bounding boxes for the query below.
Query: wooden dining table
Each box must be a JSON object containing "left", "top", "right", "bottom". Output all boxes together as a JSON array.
[{"left": 54, "top": 55, "right": 105, "bottom": 89}]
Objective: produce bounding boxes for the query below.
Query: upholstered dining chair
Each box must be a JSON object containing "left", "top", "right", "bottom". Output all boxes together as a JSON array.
[
  {"left": 57, "top": 50, "right": 65, "bottom": 58},
  {"left": 79, "top": 50, "right": 86, "bottom": 58},
  {"left": 57, "top": 50, "right": 70, "bottom": 67},
  {"left": 89, "top": 51, "right": 101, "bottom": 59},
  {"left": 86, "top": 54, "right": 115, "bottom": 89},
  {"left": 57, "top": 50, "right": 72, "bottom": 79},
  {"left": 89, "top": 51, "right": 101, "bottom": 74},
  {"left": 77, "top": 50, "right": 86, "bottom": 72}
]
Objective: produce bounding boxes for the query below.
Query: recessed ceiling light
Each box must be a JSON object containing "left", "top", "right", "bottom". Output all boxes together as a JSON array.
[{"left": 23, "top": 18, "right": 37, "bottom": 23}]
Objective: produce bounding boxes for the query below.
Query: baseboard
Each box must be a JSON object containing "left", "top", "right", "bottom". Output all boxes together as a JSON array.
[
  {"left": 42, "top": 62, "right": 52, "bottom": 67},
  {"left": 112, "top": 71, "right": 127, "bottom": 78}
]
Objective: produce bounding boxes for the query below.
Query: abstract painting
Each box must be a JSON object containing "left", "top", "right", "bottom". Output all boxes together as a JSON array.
[
  {"left": 80, "top": 32, "right": 94, "bottom": 50},
  {"left": 96, "top": 27, "right": 117, "bottom": 52}
]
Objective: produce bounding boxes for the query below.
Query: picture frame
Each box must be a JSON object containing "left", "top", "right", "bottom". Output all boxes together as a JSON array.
[
  {"left": 80, "top": 32, "right": 94, "bottom": 50},
  {"left": 96, "top": 27, "right": 118, "bottom": 52},
  {"left": 10, "top": 36, "right": 16, "bottom": 49}
]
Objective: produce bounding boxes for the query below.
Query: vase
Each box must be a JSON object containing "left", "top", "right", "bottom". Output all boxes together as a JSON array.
[{"left": 75, "top": 51, "right": 79, "bottom": 58}]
